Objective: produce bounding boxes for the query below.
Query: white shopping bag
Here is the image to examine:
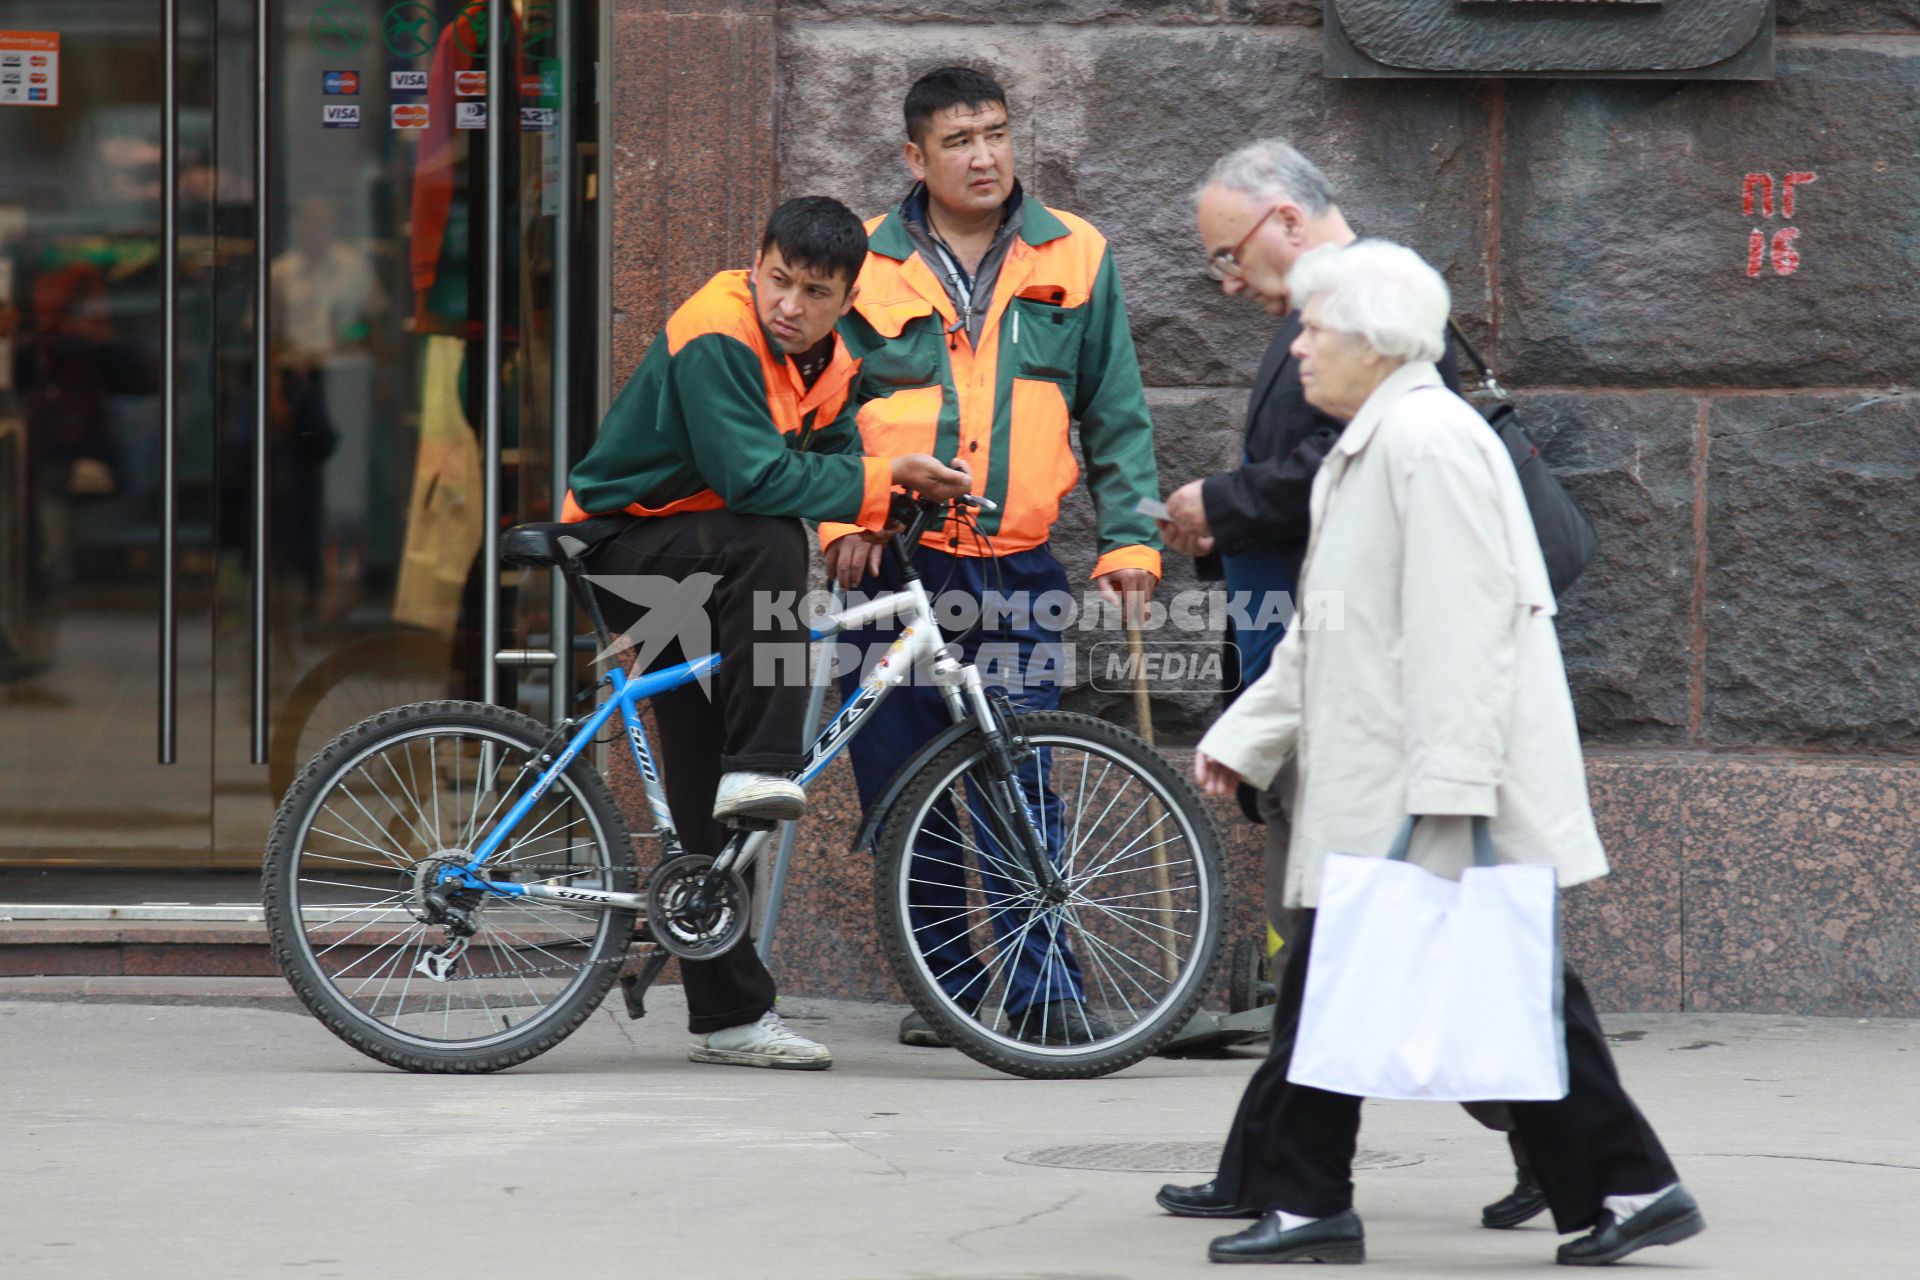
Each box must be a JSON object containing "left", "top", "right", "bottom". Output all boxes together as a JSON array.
[{"left": 1286, "top": 817, "right": 1568, "bottom": 1103}]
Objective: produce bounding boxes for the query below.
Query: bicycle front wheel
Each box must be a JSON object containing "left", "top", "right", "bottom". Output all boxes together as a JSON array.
[
  {"left": 263, "top": 700, "right": 637, "bottom": 1073},
  {"left": 873, "top": 710, "right": 1226, "bottom": 1079}
]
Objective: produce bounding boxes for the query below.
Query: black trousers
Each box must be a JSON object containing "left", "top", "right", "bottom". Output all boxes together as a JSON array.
[
  {"left": 1214, "top": 910, "right": 1678, "bottom": 1235},
  {"left": 587, "top": 509, "right": 811, "bottom": 1034}
]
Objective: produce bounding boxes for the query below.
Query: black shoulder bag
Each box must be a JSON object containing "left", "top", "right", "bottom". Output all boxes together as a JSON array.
[{"left": 1447, "top": 320, "right": 1598, "bottom": 599}]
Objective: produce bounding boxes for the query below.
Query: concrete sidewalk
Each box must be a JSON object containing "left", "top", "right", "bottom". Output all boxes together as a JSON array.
[{"left": 3, "top": 990, "right": 1913, "bottom": 1280}]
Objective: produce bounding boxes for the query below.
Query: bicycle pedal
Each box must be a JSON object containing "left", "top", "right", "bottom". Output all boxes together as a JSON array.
[{"left": 721, "top": 816, "right": 780, "bottom": 833}]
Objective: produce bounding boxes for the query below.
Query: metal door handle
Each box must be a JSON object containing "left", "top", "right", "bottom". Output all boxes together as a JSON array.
[
  {"left": 481, "top": 0, "right": 504, "bottom": 710},
  {"left": 159, "top": 0, "right": 179, "bottom": 764},
  {"left": 250, "top": 0, "right": 272, "bottom": 763}
]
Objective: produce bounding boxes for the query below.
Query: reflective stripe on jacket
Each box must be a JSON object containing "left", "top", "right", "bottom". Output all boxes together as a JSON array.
[{"left": 821, "top": 202, "right": 1162, "bottom": 581}]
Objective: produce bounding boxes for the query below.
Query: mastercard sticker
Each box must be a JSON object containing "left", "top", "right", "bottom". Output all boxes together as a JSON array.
[{"left": 391, "top": 102, "right": 430, "bottom": 130}]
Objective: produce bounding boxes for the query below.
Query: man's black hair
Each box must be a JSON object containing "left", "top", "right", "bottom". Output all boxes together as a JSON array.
[
  {"left": 904, "top": 65, "right": 1008, "bottom": 145},
  {"left": 759, "top": 196, "right": 868, "bottom": 288}
]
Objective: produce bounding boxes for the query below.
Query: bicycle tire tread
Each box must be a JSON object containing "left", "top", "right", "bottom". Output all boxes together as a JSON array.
[
  {"left": 263, "top": 700, "right": 636, "bottom": 1074},
  {"left": 872, "top": 709, "right": 1227, "bottom": 1080}
]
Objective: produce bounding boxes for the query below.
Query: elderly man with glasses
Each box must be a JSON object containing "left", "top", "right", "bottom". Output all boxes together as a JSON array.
[{"left": 1152, "top": 139, "right": 1541, "bottom": 1234}]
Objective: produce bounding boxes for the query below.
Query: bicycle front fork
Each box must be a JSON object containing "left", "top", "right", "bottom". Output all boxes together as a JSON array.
[{"left": 962, "top": 674, "right": 1068, "bottom": 905}]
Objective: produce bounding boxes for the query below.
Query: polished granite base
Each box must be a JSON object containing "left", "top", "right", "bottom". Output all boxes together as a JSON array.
[
  {"left": 612, "top": 747, "right": 1920, "bottom": 1018},
  {"left": 6, "top": 751, "right": 1913, "bottom": 1017}
]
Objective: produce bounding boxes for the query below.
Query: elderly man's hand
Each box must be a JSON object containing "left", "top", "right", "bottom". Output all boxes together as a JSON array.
[
  {"left": 1095, "top": 567, "right": 1157, "bottom": 625},
  {"left": 1165, "top": 480, "right": 1211, "bottom": 537},
  {"left": 1156, "top": 518, "right": 1215, "bottom": 558},
  {"left": 1158, "top": 479, "right": 1216, "bottom": 557},
  {"left": 1192, "top": 750, "right": 1242, "bottom": 799}
]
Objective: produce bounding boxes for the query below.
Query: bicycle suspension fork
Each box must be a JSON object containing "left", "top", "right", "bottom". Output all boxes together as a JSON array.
[{"left": 958, "top": 666, "right": 1069, "bottom": 905}]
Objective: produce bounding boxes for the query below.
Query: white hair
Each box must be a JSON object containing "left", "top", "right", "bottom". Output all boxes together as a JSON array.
[
  {"left": 1194, "top": 138, "right": 1338, "bottom": 214},
  {"left": 1285, "top": 239, "right": 1450, "bottom": 363}
]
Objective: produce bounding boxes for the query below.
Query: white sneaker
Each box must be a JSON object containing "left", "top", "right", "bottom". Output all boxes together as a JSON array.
[
  {"left": 689, "top": 1011, "right": 832, "bottom": 1070},
  {"left": 711, "top": 772, "right": 806, "bottom": 826}
]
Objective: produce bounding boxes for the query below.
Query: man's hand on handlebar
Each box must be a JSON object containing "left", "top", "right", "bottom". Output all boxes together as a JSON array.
[
  {"left": 890, "top": 453, "right": 972, "bottom": 503},
  {"left": 827, "top": 456, "right": 974, "bottom": 589}
]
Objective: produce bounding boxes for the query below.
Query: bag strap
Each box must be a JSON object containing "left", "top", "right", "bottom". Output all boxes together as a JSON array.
[
  {"left": 1446, "top": 319, "right": 1510, "bottom": 404},
  {"left": 1385, "top": 815, "right": 1497, "bottom": 868}
]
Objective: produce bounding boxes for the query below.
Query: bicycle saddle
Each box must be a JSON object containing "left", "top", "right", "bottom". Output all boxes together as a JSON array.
[{"left": 501, "top": 515, "right": 637, "bottom": 567}]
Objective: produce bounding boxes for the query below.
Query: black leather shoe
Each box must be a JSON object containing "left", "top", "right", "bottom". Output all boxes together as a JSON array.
[
  {"left": 1155, "top": 1181, "right": 1259, "bottom": 1219},
  {"left": 1556, "top": 1186, "right": 1705, "bottom": 1266},
  {"left": 1208, "top": 1210, "right": 1365, "bottom": 1265},
  {"left": 1482, "top": 1165, "right": 1548, "bottom": 1229}
]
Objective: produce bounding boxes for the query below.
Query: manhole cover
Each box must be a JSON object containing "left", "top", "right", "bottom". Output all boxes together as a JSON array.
[{"left": 1007, "top": 1142, "right": 1420, "bottom": 1173}]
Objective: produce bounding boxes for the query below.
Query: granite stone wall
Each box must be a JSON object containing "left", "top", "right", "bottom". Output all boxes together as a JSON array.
[{"left": 607, "top": 2, "right": 1920, "bottom": 1015}]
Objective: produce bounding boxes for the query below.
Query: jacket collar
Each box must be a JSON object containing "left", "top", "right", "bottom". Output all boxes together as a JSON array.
[
  {"left": 1332, "top": 361, "right": 1444, "bottom": 459},
  {"left": 868, "top": 181, "right": 1068, "bottom": 261}
]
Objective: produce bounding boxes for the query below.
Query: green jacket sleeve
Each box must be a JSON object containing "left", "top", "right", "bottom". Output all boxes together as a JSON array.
[
  {"left": 673, "top": 333, "right": 885, "bottom": 523},
  {"left": 1073, "top": 249, "right": 1163, "bottom": 567}
]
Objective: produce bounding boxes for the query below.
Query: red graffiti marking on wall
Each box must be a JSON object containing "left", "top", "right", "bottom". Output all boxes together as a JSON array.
[
  {"left": 1782, "top": 172, "right": 1816, "bottom": 219},
  {"left": 1744, "top": 171, "right": 1815, "bottom": 277}
]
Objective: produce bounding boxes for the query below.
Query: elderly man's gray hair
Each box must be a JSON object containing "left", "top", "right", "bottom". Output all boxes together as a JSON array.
[
  {"left": 1196, "top": 139, "right": 1338, "bottom": 215},
  {"left": 1287, "top": 240, "right": 1450, "bottom": 364}
]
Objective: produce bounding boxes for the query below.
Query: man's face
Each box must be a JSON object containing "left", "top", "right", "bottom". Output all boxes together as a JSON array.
[
  {"left": 751, "top": 246, "right": 856, "bottom": 355},
  {"left": 1196, "top": 183, "right": 1308, "bottom": 317},
  {"left": 905, "top": 101, "right": 1014, "bottom": 222}
]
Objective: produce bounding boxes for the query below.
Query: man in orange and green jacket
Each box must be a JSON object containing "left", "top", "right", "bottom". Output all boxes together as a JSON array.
[
  {"left": 565, "top": 197, "right": 968, "bottom": 1070},
  {"left": 822, "top": 67, "right": 1163, "bottom": 1049}
]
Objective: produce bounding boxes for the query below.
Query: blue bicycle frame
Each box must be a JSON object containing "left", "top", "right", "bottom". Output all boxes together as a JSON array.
[{"left": 428, "top": 572, "right": 984, "bottom": 916}]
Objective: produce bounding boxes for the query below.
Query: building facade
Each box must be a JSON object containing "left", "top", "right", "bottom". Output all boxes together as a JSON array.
[{"left": 4, "top": 1, "right": 1915, "bottom": 1016}]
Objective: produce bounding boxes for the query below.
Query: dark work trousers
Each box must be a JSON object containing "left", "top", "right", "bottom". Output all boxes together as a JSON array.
[
  {"left": 838, "top": 542, "right": 1082, "bottom": 1016},
  {"left": 586, "top": 509, "right": 811, "bottom": 1034},
  {"left": 1213, "top": 910, "right": 1678, "bottom": 1235}
]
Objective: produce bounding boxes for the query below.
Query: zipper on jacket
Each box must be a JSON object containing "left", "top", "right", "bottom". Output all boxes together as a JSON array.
[{"left": 1012, "top": 309, "right": 1020, "bottom": 345}]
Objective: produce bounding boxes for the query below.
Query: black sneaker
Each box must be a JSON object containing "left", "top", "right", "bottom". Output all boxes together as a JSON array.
[{"left": 898, "top": 1009, "right": 951, "bottom": 1048}]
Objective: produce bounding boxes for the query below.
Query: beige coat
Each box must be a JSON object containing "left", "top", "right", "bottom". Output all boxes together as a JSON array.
[{"left": 1197, "top": 361, "right": 1608, "bottom": 907}]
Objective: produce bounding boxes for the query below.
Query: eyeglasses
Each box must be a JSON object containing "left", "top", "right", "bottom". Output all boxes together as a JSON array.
[{"left": 1205, "top": 204, "right": 1280, "bottom": 282}]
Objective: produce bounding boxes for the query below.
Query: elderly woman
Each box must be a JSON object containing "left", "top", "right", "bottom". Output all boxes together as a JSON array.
[{"left": 1160, "top": 241, "right": 1703, "bottom": 1267}]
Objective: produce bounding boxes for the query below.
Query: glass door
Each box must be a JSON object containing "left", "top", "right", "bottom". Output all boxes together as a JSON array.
[
  {"left": 0, "top": 0, "right": 602, "bottom": 881},
  {"left": 0, "top": 1, "right": 219, "bottom": 868},
  {"left": 209, "top": 0, "right": 604, "bottom": 863}
]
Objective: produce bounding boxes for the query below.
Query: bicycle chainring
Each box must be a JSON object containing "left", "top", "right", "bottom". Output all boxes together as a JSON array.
[{"left": 645, "top": 853, "right": 751, "bottom": 960}]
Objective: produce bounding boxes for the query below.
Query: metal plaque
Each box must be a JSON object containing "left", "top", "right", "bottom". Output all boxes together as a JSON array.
[{"left": 1325, "top": 0, "right": 1774, "bottom": 80}]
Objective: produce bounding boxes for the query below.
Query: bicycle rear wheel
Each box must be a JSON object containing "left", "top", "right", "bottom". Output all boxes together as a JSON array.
[
  {"left": 263, "top": 700, "right": 636, "bottom": 1073},
  {"left": 872, "top": 710, "right": 1226, "bottom": 1079}
]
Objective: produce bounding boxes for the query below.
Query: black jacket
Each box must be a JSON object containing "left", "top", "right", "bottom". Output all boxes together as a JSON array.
[{"left": 1198, "top": 316, "right": 1461, "bottom": 587}]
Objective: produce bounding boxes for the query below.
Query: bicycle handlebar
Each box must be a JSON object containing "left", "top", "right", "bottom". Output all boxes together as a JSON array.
[{"left": 886, "top": 490, "right": 1000, "bottom": 546}]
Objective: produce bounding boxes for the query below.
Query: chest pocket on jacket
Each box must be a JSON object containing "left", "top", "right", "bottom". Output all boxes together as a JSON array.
[
  {"left": 858, "top": 324, "right": 944, "bottom": 392},
  {"left": 1009, "top": 295, "right": 1084, "bottom": 384}
]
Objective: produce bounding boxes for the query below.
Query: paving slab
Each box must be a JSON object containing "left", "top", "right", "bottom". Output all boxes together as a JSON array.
[{"left": 2, "top": 994, "right": 1913, "bottom": 1279}]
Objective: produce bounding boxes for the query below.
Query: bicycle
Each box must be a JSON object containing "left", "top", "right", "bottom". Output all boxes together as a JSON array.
[{"left": 262, "top": 491, "right": 1227, "bottom": 1079}]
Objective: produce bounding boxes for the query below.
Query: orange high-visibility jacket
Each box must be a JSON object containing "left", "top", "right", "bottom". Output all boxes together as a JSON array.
[
  {"left": 565, "top": 270, "right": 891, "bottom": 528},
  {"left": 821, "top": 201, "right": 1161, "bottom": 581}
]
